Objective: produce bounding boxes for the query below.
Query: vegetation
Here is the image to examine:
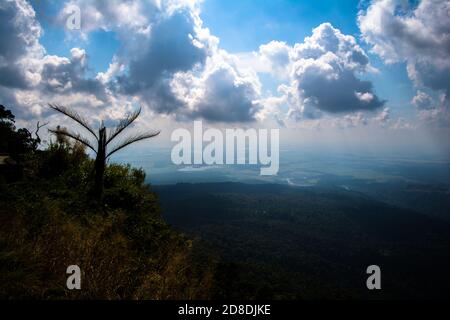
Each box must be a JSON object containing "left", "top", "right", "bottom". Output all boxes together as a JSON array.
[
  {"left": 0, "top": 105, "right": 213, "bottom": 299},
  {"left": 48, "top": 104, "right": 160, "bottom": 199},
  {"left": 2, "top": 104, "right": 450, "bottom": 300},
  {"left": 0, "top": 105, "right": 37, "bottom": 159},
  {"left": 156, "top": 182, "right": 450, "bottom": 299}
]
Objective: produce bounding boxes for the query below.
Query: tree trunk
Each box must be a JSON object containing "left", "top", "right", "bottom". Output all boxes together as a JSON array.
[{"left": 93, "top": 127, "right": 106, "bottom": 199}]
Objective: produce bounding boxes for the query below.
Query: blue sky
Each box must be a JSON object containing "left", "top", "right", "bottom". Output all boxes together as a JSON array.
[
  {"left": 33, "top": 0, "right": 418, "bottom": 121},
  {"left": 199, "top": 0, "right": 416, "bottom": 119},
  {"left": 213, "top": 1, "right": 422, "bottom": 122},
  {"left": 1, "top": 0, "right": 449, "bottom": 157},
  {"left": 38, "top": 1, "right": 362, "bottom": 71},
  {"left": 201, "top": 0, "right": 361, "bottom": 51}
]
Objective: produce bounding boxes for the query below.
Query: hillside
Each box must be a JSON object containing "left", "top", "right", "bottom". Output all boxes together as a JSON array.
[
  {"left": 0, "top": 105, "right": 213, "bottom": 299},
  {"left": 156, "top": 182, "right": 450, "bottom": 299}
]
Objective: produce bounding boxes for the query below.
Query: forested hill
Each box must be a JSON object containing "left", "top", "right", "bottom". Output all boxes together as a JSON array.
[{"left": 155, "top": 182, "right": 450, "bottom": 299}]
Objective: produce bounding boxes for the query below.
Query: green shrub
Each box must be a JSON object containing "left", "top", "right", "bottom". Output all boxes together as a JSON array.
[{"left": 0, "top": 126, "right": 214, "bottom": 299}]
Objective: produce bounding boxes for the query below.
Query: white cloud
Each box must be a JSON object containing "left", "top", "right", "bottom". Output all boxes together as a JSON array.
[
  {"left": 0, "top": 0, "right": 44, "bottom": 90},
  {"left": 359, "top": 0, "right": 450, "bottom": 126},
  {"left": 259, "top": 23, "right": 385, "bottom": 122},
  {"left": 0, "top": 0, "right": 264, "bottom": 124},
  {"left": 355, "top": 91, "right": 374, "bottom": 103},
  {"left": 374, "top": 107, "right": 390, "bottom": 124},
  {"left": 412, "top": 90, "right": 434, "bottom": 110},
  {"left": 170, "top": 48, "right": 262, "bottom": 122},
  {"left": 259, "top": 41, "right": 292, "bottom": 78},
  {"left": 58, "top": 0, "right": 261, "bottom": 122},
  {"left": 3, "top": 0, "right": 430, "bottom": 133}
]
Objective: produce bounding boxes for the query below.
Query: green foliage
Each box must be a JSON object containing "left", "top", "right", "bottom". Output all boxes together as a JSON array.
[
  {"left": 0, "top": 105, "right": 37, "bottom": 158},
  {"left": 157, "top": 182, "right": 450, "bottom": 300},
  {"left": 0, "top": 106, "right": 214, "bottom": 300},
  {"left": 48, "top": 104, "right": 160, "bottom": 199}
]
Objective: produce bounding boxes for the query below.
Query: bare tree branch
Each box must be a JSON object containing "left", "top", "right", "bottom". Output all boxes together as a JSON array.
[
  {"left": 34, "top": 121, "right": 49, "bottom": 143},
  {"left": 49, "top": 128, "right": 97, "bottom": 154},
  {"left": 106, "top": 130, "right": 160, "bottom": 158},
  {"left": 106, "top": 108, "right": 141, "bottom": 145},
  {"left": 48, "top": 104, "right": 99, "bottom": 140}
]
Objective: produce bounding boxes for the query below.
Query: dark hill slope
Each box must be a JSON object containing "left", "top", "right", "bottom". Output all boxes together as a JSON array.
[{"left": 155, "top": 182, "right": 450, "bottom": 299}]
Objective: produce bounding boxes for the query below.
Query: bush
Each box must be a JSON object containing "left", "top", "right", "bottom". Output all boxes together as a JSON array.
[{"left": 0, "top": 109, "right": 214, "bottom": 299}]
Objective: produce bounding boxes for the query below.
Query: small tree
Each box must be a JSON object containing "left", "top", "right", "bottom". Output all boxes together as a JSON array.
[{"left": 48, "top": 104, "right": 160, "bottom": 198}]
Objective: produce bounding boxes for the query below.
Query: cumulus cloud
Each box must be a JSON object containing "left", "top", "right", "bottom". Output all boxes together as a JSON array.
[
  {"left": 40, "top": 48, "right": 106, "bottom": 97},
  {"left": 416, "top": 93, "right": 450, "bottom": 127},
  {"left": 260, "top": 23, "right": 384, "bottom": 121},
  {"left": 412, "top": 90, "right": 434, "bottom": 110},
  {"left": 169, "top": 48, "right": 262, "bottom": 122},
  {"left": 0, "top": 0, "right": 264, "bottom": 123},
  {"left": 374, "top": 107, "right": 390, "bottom": 123},
  {"left": 255, "top": 95, "right": 286, "bottom": 127},
  {"left": 188, "top": 66, "right": 260, "bottom": 122},
  {"left": 58, "top": 0, "right": 260, "bottom": 122},
  {"left": 342, "top": 112, "right": 368, "bottom": 128},
  {"left": 59, "top": 0, "right": 153, "bottom": 37},
  {"left": 0, "top": 0, "right": 44, "bottom": 89},
  {"left": 114, "top": 9, "right": 208, "bottom": 114},
  {"left": 0, "top": 0, "right": 114, "bottom": 121},
  {"left": 291, "top": 23, "right": 384, "bottom": 114},
  {"left": 259, "top": 41, "right": 292, "bottom": 77},
  {"left": 358, "top": 0, "right": 450, "bottom": 67},
  {"left": 2, "top": 0, "right": 408, "bottom": 129},
  {"left": 359, "top": 0, "right": 450, "bottom": 126}
]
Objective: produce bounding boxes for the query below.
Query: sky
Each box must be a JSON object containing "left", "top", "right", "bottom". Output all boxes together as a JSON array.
[{"left": 1, "top": 0, "right": 450, "bottom": 158}]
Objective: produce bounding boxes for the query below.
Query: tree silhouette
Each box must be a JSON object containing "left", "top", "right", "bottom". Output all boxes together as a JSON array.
[
  {"left": 48, "top": 104, "right": 160, "bottom": 198},
  {"left": 1, "top": 105, "right": 38, "bottom": 157}
]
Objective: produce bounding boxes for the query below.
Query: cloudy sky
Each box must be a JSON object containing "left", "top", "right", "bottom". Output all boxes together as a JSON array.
[{"left": 1, "top": 0, "right": 449, "bottom": 155}]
